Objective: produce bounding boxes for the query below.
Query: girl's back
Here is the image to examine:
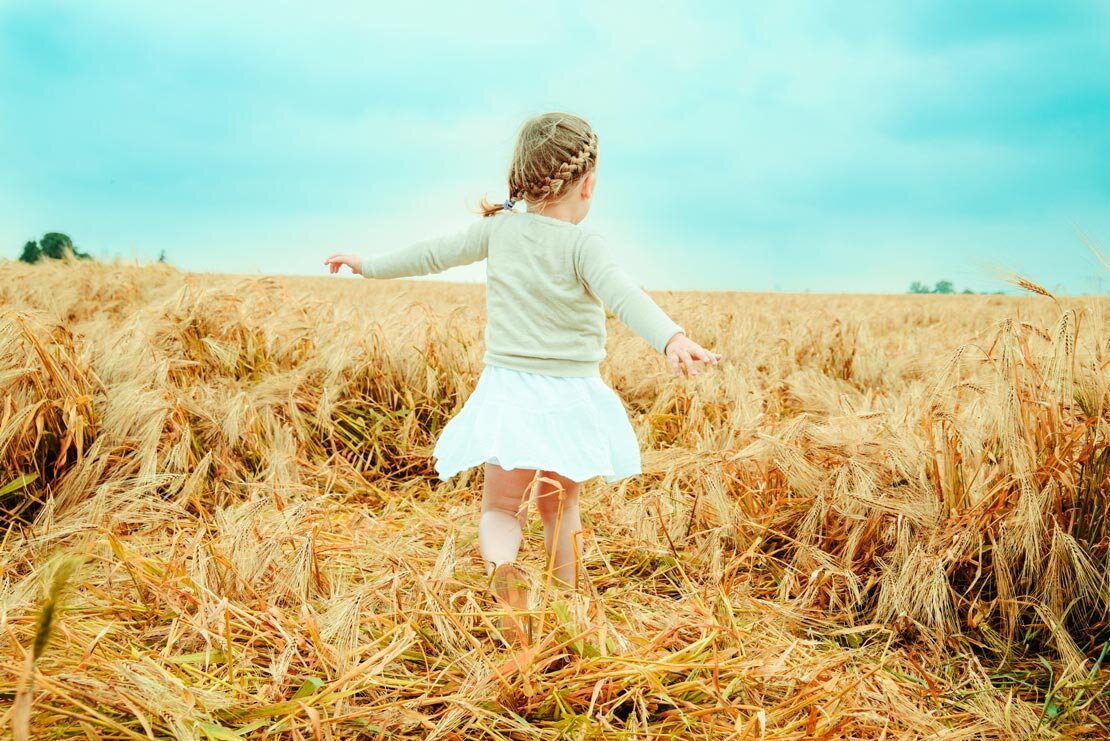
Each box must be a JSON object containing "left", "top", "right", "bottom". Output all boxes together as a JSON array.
[
  {"left": 485, "top": 210, "right": 614, "bottom": 377},
  {"left": 483, "top": 209, "right": 684, "bottom": 378}
]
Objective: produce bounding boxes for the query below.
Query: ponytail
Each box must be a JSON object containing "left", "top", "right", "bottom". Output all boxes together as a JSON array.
[{"left": 478, "top": 196, "right": 517, "bottom": 217}]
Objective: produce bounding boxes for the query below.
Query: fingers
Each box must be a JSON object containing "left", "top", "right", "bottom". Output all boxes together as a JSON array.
[
  {"left": 667, "top": 349, "right": 692, "bottom": 377},
  {"left": 323, "top": 254, "right": 356, "bottom": 275},
  {"left": 679, "top": 349, "right": 696, "bottom": 376},
  {"left": 694, "top": 346, "right": 721, "bottom": 365},
  {"left": 667, "top": 351, "right": 681, "bottom": 377},
  {"left": 667, "top": 341, "right": 723, "bottom": 379}
]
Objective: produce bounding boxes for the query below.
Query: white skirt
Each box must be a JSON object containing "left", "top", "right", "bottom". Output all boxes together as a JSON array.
[{"left": 433, "top": 364, "right": 642, "bottom": 484}]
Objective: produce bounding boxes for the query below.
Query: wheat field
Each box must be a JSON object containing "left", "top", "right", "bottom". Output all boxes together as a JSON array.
[{"left": 1, "top": 258, "right": 1108, "bottom": 739}]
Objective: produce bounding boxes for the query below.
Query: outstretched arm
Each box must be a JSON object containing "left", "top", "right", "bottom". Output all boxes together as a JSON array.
[
  {"left": 325, "top": 217, "right": 493, "bottom": 279},
  {"left": 575, "top": 235, "right": 721, "bottom": 376}
]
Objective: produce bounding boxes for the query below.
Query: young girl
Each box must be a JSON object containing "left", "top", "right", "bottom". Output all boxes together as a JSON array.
[{"left": 324, "top": 112, "right": 720, "bottom": 620}]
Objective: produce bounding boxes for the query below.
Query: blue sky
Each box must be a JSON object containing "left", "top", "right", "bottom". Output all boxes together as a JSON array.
[{"left": 2, "top": 1, "right": 1108, "bottom": 293}]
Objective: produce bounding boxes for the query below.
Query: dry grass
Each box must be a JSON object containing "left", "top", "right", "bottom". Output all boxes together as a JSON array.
[{"left": 1, "top": 257, "right": 1108, "bottom": 739}]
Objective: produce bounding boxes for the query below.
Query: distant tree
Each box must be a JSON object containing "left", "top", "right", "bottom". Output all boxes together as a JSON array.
[
  {"left": 962, "top": 288, "right": 975, "bottom": 294},
  {"left": 908, "top": 279, "right": 974, "bottom": 295},
  {"left": 40, "top": 232, "right": 91, "bottom": 260},
  {"left": 39, "top": 232, "right": 73, "bottom": 259},
  {"left": 20, "top": 232, "right": 93, "bottom": 262},
  {"left": 19, "top": 240, "right": 41, "bottom": 264},
  {"left": 158, "top": 249, "right": 167, "bottom": 263}
]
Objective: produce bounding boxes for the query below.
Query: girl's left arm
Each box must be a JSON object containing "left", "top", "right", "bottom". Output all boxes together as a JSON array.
[
  {"left": 575, "top": 234, "right": 721, "bottom": 376},
  {"left": 326, "top": 217, "right": 493, "bottom": 279}
]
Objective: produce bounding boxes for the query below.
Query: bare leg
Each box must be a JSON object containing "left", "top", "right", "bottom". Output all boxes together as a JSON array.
[
  {"left": 535, "top": 470, "right": 584, "bottom": 587},
  {"left": 479, "top": 463, "right": 536, "bottom": 573},
  {"left": 480, "top": 464, "right": 536, "bottom": 646}
]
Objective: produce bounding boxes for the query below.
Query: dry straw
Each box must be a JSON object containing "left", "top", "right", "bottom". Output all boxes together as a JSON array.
[{"left": 0, "top": 258, "right": 1107, "bottom": 737}]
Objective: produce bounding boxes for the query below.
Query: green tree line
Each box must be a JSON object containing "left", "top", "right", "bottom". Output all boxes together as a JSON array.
[
  {"left": 17, "top": 233, "right": 169, "bottom": 264},
  {"left": 19, "top": 232, "right": 92, "bottom": 263},
  {"left": 908, "top": 280, "right": 1001, "bottom": 295}
]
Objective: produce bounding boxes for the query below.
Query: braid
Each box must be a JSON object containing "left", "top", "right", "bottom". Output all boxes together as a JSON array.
[
  {"left": 503, "top": 114, "right": 599, "bottom": 208},
  {"left": 543, "top": 131, "right": 598, "bottom": 198}
]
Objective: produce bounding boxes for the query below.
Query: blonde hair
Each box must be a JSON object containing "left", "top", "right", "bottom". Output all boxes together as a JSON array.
[{"left": 480, "top": 112, "right": 599, "bottom": 217}]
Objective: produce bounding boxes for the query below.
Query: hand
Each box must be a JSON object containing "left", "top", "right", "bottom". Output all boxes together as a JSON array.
[
  {"left": 324, "top": 253, "right": 363, "bottom": 274},
  {"left": 664, "top": 333, "right": 722, "bottom": 377}
]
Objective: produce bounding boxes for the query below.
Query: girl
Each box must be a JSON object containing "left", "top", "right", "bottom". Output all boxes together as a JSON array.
[{"left": 324, "top": 112, "right": 720, "bottom": 622}]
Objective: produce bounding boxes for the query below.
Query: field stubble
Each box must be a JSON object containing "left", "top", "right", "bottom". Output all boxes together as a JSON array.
[{"left": 1, "top": 258, "right": 1108, "bottom": 739}]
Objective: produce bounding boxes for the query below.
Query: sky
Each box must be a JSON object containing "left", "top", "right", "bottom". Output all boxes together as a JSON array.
[{"left": 2, "top": 1, "right": 1109, "bottom": 294}]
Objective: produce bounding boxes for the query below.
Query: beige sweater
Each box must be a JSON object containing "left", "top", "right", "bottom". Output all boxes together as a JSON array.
[{"left": 359, "top": 210, "right": 683, "bottom": 377}]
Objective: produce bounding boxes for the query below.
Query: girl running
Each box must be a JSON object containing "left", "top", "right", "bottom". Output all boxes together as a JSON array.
[{"left": 324, "top": 112, "right": 720, "bottom": 624}]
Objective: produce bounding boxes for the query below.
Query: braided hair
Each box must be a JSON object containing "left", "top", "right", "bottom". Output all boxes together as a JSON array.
[{"left": 481, "top": 113, "right": 599, "bottom": 216}]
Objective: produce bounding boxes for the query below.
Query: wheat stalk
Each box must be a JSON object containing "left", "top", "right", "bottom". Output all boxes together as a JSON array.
[
  {"left": 0, "top": 260, "right": 1105, "bottom": 737},
  {"left": 11, "top": 554, "right": 83, "bottom": 741}
]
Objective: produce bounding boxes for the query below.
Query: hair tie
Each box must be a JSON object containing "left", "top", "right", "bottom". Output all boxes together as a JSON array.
[{"left": 502, "top": 199, "right": 514, "bottom": 211}]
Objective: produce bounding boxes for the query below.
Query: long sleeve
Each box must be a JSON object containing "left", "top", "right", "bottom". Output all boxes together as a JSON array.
[
  {"left": 359, "top": 217, "right": 492, "bottom": 279},
  {"left": 574, "top": 235, "right": 684, "bottom": 353}
]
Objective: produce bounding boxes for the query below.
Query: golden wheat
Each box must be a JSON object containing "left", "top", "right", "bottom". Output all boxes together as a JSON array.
[{"left": 1, "top": 257, "right": 1107, "bottom": 738}]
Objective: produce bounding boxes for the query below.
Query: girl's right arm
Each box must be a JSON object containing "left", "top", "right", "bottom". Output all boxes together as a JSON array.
[{"left": 325, "top": 217, "right": 494, "bottom": 279}]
